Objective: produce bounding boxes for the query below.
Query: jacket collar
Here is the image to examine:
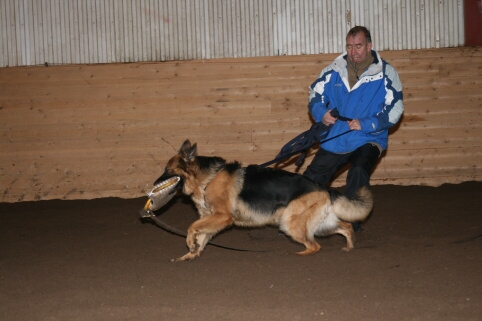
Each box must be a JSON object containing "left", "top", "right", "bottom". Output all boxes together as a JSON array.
[{"left": 331, "top": 50, "right": 383, "bottom": 90}]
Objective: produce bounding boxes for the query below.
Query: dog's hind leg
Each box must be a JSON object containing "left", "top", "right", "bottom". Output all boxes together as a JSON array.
[
  {"left": 293, "top": 236, "right": 321, "bottom": 256},
  {"left": 332, "top": 221, "right": 355, "bottom": 252},
  {"left": 173, "top": 212, "right": 234, "bottom": 262},
  {"left": 281, "top": 203, "right": 322, "bottom": 256}
]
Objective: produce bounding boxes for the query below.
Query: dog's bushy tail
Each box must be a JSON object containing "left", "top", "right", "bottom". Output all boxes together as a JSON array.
[{"left": 331, "top": 187, "right": 373, "bottom": 222}]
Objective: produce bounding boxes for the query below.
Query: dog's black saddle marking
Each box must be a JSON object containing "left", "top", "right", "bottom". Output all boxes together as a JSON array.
[{"left": 238, "top": 165, "right": 321, "bottom": 214}]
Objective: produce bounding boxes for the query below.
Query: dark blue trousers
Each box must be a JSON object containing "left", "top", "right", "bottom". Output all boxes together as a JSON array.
[{"left": 303, "top": 143, "right": 381, "bottom": 197}]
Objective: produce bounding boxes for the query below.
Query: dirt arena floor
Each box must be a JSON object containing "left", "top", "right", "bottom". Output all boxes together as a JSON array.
[{"left": 1, "top": 181, "right": 481, "bottom": 321}]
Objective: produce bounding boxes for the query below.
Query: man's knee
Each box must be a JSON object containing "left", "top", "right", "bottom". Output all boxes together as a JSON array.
[
  {"left": 302, "top": 166, "right": 316, "bottom": 180},
  {"left": 350, "top": 143, "right": 381, "bottom": 170},
  {"left": 303, "top": 166, "right": 331, "bottom": 185}
]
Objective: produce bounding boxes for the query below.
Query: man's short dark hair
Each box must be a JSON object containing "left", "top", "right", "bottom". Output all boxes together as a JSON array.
[{"left": 347, "top": 26, "right": 372, "bottom": 44}]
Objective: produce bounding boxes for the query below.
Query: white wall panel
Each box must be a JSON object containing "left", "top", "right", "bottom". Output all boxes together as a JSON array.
[{"left": 0, "top": 0, "right": 466, "bottom": 67}]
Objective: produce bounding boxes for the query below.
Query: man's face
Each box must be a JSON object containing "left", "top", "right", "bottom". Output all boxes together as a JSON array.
[{"left": 346, "top": 32, "right": 372, "bottom": 64}]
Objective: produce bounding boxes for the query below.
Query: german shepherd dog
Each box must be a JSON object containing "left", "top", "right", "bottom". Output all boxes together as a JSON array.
[{"left": 158, "top": 140, "right": 373, "bottom": 261}]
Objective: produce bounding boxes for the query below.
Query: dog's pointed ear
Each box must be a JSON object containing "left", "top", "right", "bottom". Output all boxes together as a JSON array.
[
  {"left": 182, "top": 143, "right": 197, "bottom": 162},
  {"left": 186, "top": 143, "right": 197, "bottom": 161},
  {"left": 179, "top": 139, "right": 191, "bottom": 153}
]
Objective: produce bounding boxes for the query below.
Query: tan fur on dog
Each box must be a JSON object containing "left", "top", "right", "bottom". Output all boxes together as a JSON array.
[{"left": 160, "top": 140, "right": 373, "bottom": 261}]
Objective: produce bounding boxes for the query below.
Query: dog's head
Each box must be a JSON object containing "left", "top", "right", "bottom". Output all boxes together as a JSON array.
[
  {"left": 154, "top": 139, "right": 196, "bottom": 186},
  {"left": 155, "top": 139, "right": 229, "bottom": 196}
]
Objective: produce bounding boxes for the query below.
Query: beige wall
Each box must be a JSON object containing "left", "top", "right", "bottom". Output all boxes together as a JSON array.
[{"left": 1, "top": 47, "right": 481, "bottom": 202}]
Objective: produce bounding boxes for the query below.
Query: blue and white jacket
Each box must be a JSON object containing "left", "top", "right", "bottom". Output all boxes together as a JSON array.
[{"left": 308, "top": 50, "right": 404, "bottom": 154}]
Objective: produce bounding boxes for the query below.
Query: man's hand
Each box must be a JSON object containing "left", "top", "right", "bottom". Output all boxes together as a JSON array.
[
  {"left": 322, "top": 110, "right": 338, "bottom": 126},
  {"left": 323, "top": 110, "right": 361, "bottom": 130},
  {"left": 347, "top": 119, "right": 361, "bottom": 130}
]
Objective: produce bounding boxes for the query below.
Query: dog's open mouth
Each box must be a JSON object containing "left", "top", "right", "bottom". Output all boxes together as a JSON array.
[{"left": 140, "top": 175, "right": 181, "bottom": 217}]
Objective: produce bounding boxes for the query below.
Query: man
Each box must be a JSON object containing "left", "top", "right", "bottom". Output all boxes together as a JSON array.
[{"left": 304, "top": 26, "right": 404, "bottom": 215}]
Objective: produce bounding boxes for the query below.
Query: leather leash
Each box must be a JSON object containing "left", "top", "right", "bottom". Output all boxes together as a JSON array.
[{"left": 140, "top": 209, "right": 267, "bottom": 252}]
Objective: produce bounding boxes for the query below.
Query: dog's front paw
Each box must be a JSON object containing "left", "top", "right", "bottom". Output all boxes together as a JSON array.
[{"left": 170, "top": 252, "right": 200, "bottom": 262}]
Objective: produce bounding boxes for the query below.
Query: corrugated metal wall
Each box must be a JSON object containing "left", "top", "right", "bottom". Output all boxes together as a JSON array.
[{"left": 0, "top": 0, "right": 465, "bottom": 67}]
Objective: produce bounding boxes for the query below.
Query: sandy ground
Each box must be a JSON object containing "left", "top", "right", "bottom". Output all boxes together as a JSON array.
[{"left": 1, "top": 182, "right": 481, "bottom": 321}]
